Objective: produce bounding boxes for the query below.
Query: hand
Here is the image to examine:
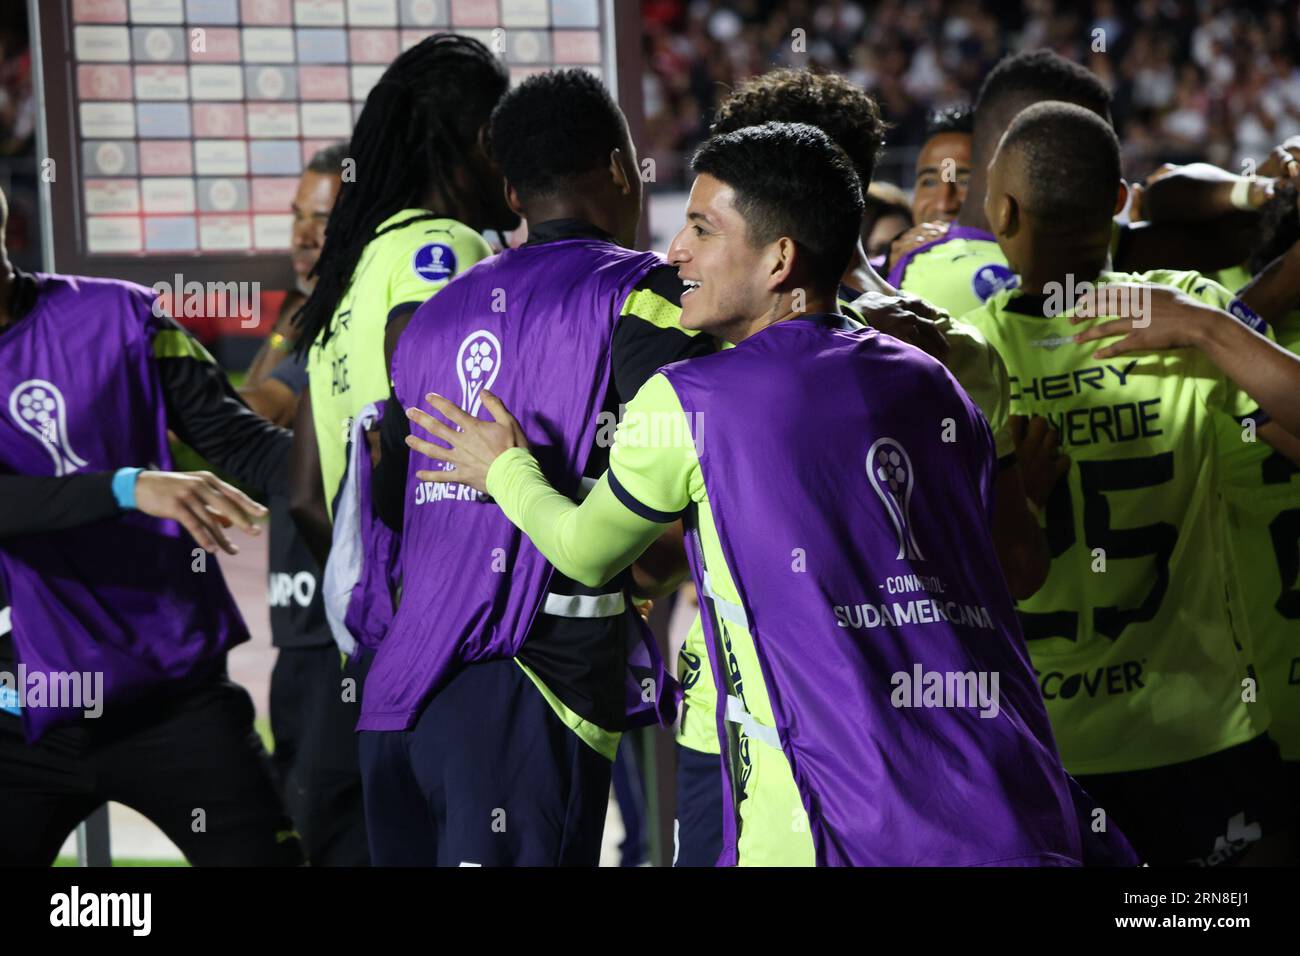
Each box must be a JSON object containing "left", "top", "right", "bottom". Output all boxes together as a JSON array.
[
  {"left": 135, "top": 470, "right": 267, "bottom": 554},
  {"left": 1010, "top": 415, "right": 1070, "bottom": 510},
  {"left": 888, "top": 220, "right": 948, "bottom": 268},
  {"left": 851, "top": 289, "right": 951, "bottom": 361},
  {"left": 1071, "top": 285, "right": 1221, "bottom": 358},
  {"left": 1259, "top": 137, "right": 1300, "bottom": 182},
  {"left": 634, "top": 599, "right": 653, "bottom": 624},
  {"left": 406, "top": 390, "right": 528, "bottom": 494}
]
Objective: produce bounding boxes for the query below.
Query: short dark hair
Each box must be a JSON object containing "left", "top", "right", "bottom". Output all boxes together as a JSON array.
[
  {"left": 306, "top": 141, "right": 349, "bottom": 175},
  {"left": 709, "top": 68, "right": 886, "bottom": 191},
  {"left": 923, "top": 104, "right": 973, "bottom": 141},
  {"left": 1000, "top": 101, "right": 1120, "bottom": 230},
  {"left": 692, "top": 121, "right": 865, "bottom": 290},
  {"left": 489, "top": 68, "right": 626, "bottom": 201},
  {"left": 973, "top": 50, "right": 1111, "bottom": 157}
]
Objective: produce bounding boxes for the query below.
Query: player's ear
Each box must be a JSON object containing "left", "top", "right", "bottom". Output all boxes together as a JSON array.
[
  {"left": 504, "top": 181, "right": 523, "bottom": 219},
  {"left": 766, "top": 236, "right": 796, "bottom": 290},
  {"left": 475, "top": 122, "right": 492, "bottom": 160},
  {"left": 989, "top": 191, "right": 1017, "bottom": 237},
  {"left": 1113, "top": 181, "right": 1129, "bottom": 217},
  {"left": 609, "top": 147, "right": 632, "bottom": 195}
]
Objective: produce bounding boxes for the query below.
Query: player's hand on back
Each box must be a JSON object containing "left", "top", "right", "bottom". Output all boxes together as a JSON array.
[
  {"left": 406, "top": 390, "right": 529, "bottom": 494},
  {"left": 1010, "top": 415, "right": 1070, "bottom": 510},
  {"left": 135, "top": 470, "right": 268, "bottom": 555},
  {"left": 1072, "top": 284, "right": 1227, "bottom": 358},
  {"left": 852, "top": 289, "right": 952, "bottom": 361}
]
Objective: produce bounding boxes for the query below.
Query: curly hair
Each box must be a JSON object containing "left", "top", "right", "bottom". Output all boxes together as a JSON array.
[{"left": 710, "top": 68, "right": 887, "bottom": 190}]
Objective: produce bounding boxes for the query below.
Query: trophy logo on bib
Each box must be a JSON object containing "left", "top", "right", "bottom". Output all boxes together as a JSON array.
[
  {"left": 456, "top": 330, "right": 502, "bottom": 417},
  {"left": 9, "top": 380, "right": 88, "bottom": 477},
  {"left": 867, "top": 437, "right": 923, "bottom": 561}
]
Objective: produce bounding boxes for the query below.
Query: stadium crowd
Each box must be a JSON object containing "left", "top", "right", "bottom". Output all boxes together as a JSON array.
[{"left": 642, "top": 0, "right": 1300, "bottom": 186}]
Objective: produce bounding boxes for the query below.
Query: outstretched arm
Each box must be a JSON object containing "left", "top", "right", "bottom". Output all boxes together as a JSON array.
[
  {"left": 1074, "top": 287, "right": 1300, "bottom": 443},
  {"left": 404, "top": 390, "right": 675, "bottom": 588},
  {"left": 0, "top": 469, "right": 266, "bottom": 553}
]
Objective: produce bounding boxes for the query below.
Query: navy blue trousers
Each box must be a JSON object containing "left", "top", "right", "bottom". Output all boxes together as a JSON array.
[
  {"left": 359, "top": 657, "right": 611, "bottom": 866},
  {"left": 674, "top": 743, "right": 724, "bottom": 867}
]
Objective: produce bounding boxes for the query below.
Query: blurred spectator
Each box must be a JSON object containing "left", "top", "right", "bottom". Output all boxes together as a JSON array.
[
  {"left": 641, "top": 0, "right": 1300, "bottom": 191},
  {"left": 862, "top": 181, "right": 913, "bottom": 263},
  {"left": 0, "top": 18, "right": 34, "bottom": 156}
]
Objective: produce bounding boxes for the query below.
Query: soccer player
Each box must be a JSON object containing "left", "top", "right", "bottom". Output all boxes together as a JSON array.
[
  {"left": 358, "top": 69, "right": 711, "bottom": 866},
  {"left": 964, "top": 101, "right": 1300, "bottom": 865},
  {"left": 911, "top": 105, "right": 973, "bottom": 226},
  {"left": 1075, "top": 190, "right": 1300, "bottom": 823},
  {"left": 669, "top": 69, "right": 1054, "bottom": 865},
  {"left": 0, "top": 187, "right": 301, "bottom": 865},
  {"left": 237, "top": 144, "right": 369, "bottom": 866},
  {"left": 289, "top": 35, "right": 518, "bottom": 559},
  {"left": 406, "top": 122, "right": 1089, "bottom": 867},
  {"left": 891, "top": 50, "right": 1273, "bottom": 319}
]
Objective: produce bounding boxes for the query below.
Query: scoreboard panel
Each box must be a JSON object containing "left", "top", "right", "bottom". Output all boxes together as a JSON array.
[{"left": 33, "top": 0, "right": 640, "bottom": 285}]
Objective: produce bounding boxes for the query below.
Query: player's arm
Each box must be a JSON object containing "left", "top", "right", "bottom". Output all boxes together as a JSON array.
[
  {"left": 288, "top": 387, "right": 332, "bottom": 565},
  {"left": 242, "top": 291, "right": 305, "bottom": 389},
  {"left": 946, "top": 326, "right": 1051, "bottom": 597},
  {"left": 239, "top": 353, "right": 307, "bottom": 427},
  {"left": 1138, "top": 163, "right": 1281, "bottom": 223},
  {"left": 993, "top": 461, "right": 1052, "bottom": 600},
  {"left": 404, "top": 378, "right": 691, "bottom": 588},
  {"left": 372, "top": 389, "right": 410, "bottom": 533},
  {"left": 0, "top": 469, "right": 266, "bottom": 553},
  {"left": 849, "top": 288, "right": 952, "bottom": 361},
  {"left": 1238, "top": 235, "right": 1300, "bottom": 326},
  {"left": 1074, "top": 286, "right": 1300, "bottom": 447},
  {"left": 152, "top": 314, "right": 291, "bottom": 496},
  {"left": 1115, "top": 214, "right": 1262, "bottom": 274}
]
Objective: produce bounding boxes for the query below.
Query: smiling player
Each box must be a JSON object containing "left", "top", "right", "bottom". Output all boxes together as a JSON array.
[{"left": 404, "top": 122, "right": 1089, "bottom": 867}]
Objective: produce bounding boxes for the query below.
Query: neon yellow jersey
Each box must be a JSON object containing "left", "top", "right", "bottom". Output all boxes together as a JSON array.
[
  {"left": 615, "top": 375, "right": 812, "bottom": 864},
  {"left": 307, "top": 210, "right": 492, "bottom": 516},
  {"left": 962, "top": 270, "right": 1272, "bottom": 775},
  {"left": 891, "top": 228, "right": 1015, "bottom": 319},
  {"left": 1218, "top": 309, "right": 1300, "bottom": 760}
]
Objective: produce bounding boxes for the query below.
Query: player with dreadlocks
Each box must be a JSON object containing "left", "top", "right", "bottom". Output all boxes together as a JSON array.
[{"left": 289, "top": 34, "right": 518, "bottom": 561}]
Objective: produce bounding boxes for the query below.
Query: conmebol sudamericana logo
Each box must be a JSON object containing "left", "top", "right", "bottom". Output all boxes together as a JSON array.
[
  {"left": 9, "top": 380, "right": 88, "bottom": 476},
  {"left": 456, "top": 330, "right": 502, "bottom": 416},
  {"left": 866, "top": 437, "right": 923, "bottom": 561}
]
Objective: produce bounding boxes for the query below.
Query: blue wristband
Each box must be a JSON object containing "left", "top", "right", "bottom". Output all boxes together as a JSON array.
[{"left": 111, "top": 467, "right": 144, "bottom": 510}]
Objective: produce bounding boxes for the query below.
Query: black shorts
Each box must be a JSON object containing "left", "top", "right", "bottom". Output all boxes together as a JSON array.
[
  {"left": 1076, "top": 734, "right": 1296, "bottom": 866},
  {"left": 269, "top": 644, "right": 369, "bottom": 866},
  {"left": 0, "top": 668, "right": 302, "bottom": 866}
]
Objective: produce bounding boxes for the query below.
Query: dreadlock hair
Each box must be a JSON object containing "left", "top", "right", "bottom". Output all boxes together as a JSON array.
[{"left": 294, "top": 34, "right": 508, "bottom": 353}]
